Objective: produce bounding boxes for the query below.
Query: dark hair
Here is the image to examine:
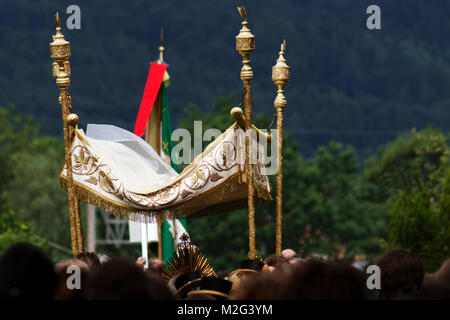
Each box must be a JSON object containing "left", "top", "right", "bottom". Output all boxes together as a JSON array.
[
  {"left": 240, "top": 259, "right": 264, "bottom": 271},
  {"left": 75, "top": 252, "right": 101, "bottom": 272},
  {"left": 86, "top": 257, "right": 173, "bottom": 300},
  {"left": 231, "top": 269, "right": 285, "bottom": 300},
  {"left": 0, "top": 242, "right": 57, "bottom": 299},
  {"left": 265, "top": 255, "right": 289, "bottom": 268},
  {"left": 377, "top": 249, "right": 424, "bottom": 300},
  {"left": 285, "top": 259, "right": 367, "bottom": 300},
  {"left": 54, "top": 259, "right": 89, "bottom": 300}
]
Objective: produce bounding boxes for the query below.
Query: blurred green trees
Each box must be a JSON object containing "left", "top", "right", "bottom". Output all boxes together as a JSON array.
[
  {"left": 0, "top": 106, "right": 69, "bottom": 259},
  {"left": 364, "top": 127, "right": 450, "bottom": 272},
  {"left": 0, "top": 203, "right": 47, "bottom": 255}
]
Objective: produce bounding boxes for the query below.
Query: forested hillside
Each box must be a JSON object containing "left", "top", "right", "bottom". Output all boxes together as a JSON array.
[{"left": 2, "top": 1, "right": 450, "bottom": 158}]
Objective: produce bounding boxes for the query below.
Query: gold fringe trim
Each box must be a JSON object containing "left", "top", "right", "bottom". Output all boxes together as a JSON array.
[{"left": 60, "top": 172, "right": 271, "bottom": 223}]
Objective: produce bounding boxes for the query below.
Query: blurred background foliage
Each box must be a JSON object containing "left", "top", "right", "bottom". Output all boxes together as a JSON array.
[{"left": 1, "top": 1, "right": 450, "bottom": 271}]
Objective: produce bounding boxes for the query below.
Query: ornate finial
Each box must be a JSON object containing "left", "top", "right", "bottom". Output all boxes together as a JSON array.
[
  {"left": 54, "top": 12, "right": 60, "bottom": 28},
  {"left": 158, "top": 27, "right": 165, "bottom": 63},
  {"left": 237, "top": 6, "right": 247, "bottom": 20},
  {"left": 236, "top": 6, "right": 255, "bottom": 81},
  {"left": 180, "top": 232, "right": 190, "bottom": 243},
  {"left": 178, "top": 233, "right": 191, "bottom": 250},
  {"left": 52, "top": 12, "right": 65, "bottom": 41},
  {"left": 272, "top": 40, "right": 290, "bottom": 109},
  {"left": 235, "top": 6, "right": 254, "bottom": 54},
  {"left": 50, "top": 13, "right": 71, "bottom": 87}
]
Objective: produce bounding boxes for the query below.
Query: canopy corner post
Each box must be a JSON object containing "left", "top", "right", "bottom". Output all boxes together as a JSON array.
[
  {"left": 50, "top": 12, "right": 84, "bottom": 254},
  {"left": 272, "top": 40, "right": 290, "bottom": 256},
  {"left": 236, "top": 6, "right": 257, "bottom": 259}
]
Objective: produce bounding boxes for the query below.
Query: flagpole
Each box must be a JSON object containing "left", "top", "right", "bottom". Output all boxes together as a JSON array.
[
  {"left": 155, "top": 91, "right": 163, "bottom": 261},
  {"left": 156, "top": 29, "right": 164, "bottom": 261},
  {"left": 140, "top": 222, "right": 149, "bottom": 269}
]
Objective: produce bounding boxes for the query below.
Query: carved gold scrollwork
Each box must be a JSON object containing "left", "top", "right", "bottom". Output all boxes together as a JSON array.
[
  {"left": 272, "top": 67, "right": 290, "bottom": 81},
  {"left": 50, "top": 44, "right": 71, "bottom": 58},
  {"left": 236, "top": 38, "right": 255, "bottom": 51}
]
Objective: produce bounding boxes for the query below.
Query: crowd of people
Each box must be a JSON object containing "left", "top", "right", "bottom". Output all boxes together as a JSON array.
[{"left": 0, "top": 241, "right": 449, "bottom": 300}]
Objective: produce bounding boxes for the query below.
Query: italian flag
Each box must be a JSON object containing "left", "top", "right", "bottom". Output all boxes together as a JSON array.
[{"left": 134, "top": 62, "right": 189, "bottom": 263}]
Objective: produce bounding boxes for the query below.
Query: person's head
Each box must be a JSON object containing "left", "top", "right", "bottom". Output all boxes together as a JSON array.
[
  {"left": 413, "top": 258, "right": 450, "bottom": 300},
  {"left": 228, "top": 269, "right": 258, "bottom": 293},
  {"left": 86, "top": 257, "right": 173, "bottom": 300},
  {"left": 289, "top": 258, "right": 306, "bottom": 265},
  {"left": 281, "top": 249, "right": 297, "bottom": 261},
  {"left": 54, "top": 259, "right": 89, "bottom": 300},
  {"left": 0, "top": 242, "right": 57, "bottom": 299},
  {"left": 285, "top": 259, "right": 367, "bottom": 300},
  {"left": 231, "top": 269, "right": 286, "bottom": 300},
  {"left": 265, "top": 255, "right": 289, "bottom": 270},
  {"left": 377, "top": 249, "right": 424, "bottom": 300},
  {"left": 228, "top": 259, "right": 263, "bottom": 292},
  {"left": 240, "top": 259, "right": 264, "bottom": 271},
  {"left": 75, "top": 252, "right": 101, "bottom": 272}
]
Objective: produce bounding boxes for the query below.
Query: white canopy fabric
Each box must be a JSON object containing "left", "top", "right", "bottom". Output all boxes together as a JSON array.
[{"left": 60, "top": 123, "right": 272, "bottom": 222}]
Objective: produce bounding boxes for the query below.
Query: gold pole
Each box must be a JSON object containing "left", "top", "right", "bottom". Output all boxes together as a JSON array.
[
  {"left": 67, "top": 114, "right": 85, "bottom": 253},
  {"left": 236, "top": 6, "right": 256, "bottom": 259},
  {"left": 272, "top": 40, "right": 290, "bottom": 256},
  {"left": 50, "top": 13, "right": 80, "bottom": 254}
]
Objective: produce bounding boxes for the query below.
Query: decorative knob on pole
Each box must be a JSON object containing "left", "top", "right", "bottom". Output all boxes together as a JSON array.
[
  {"left": 272, "top": 40, "right": 290, "bottom": 109},
  {"left": 236, "top": 6, "right": 255, "bottom": 81},
  {"left": 67, "top": 113, "right": 79, "bottom": 128},
  {"left": 236, "top": 6, "right": 257, "bottom": 259},
  {"left": 272, "top": 40, "right": 290, "bottom": 256},
  {"left": 50, "top": 13, "right": 71, "bottom": 90}
]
